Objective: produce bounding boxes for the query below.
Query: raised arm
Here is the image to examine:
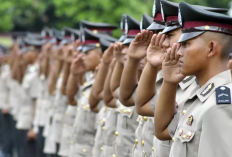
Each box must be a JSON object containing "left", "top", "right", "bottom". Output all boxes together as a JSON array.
[
  {"left": 66, "top": 54, "right": 85, "bottom": 106},
  {"left": 120, "top": 30, "right": 153, "bottom": 106},
  {"left": 154, "top": 43, "right": 184, "bottom": 140},
  {"left": 136, "top": 33, "right": 166, "bottom": 116},
  {"left": 93, "top": 44, "right": 114, "bottom": 99},
  {"left": 103, "top": 59, "right": 117, "bottom": 108}
]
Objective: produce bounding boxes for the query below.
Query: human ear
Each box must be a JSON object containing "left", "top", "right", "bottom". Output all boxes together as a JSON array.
[{"left": 207, "top": 41, "right": 217, "bottom": 57}]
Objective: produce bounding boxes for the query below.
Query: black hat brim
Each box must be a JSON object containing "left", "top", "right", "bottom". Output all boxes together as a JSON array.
[
  {"left": 178, "top": 31, "right": 205, "bottom": 43},
  {"left": 147, "top": 22, "right": 165, "bottom": 31},
  {"left": 122, "top": 38, "right": 134, "bottom": 45},
  {"left": 119, "top": 34, "right": 126, "bottom": 42},
  {"left": 82, "top": 45, "right": 97, "bottom": 53},
  {"left": 161, "top": 25, "right": 180, "bottom": 34}
]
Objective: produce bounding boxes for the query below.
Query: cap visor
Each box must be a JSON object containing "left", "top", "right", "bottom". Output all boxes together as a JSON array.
[
  {"left": 178, "top": 31, "right": 205, "bottom": 43},
  {"left": 122, "top": 38, "right": 134, "bottom": 45},
  {"left": 147, "top": 22, "right": 165, "bottom": 31},
  {"left": 82, "top": 45, "right": 96, "bottom": 53},
  {"left": 161, "top": 26, "right": 180, "bottom": 34},
  {"left": 119, "top": 34, "right": 126, "bottom": 42},
  {"left": 77, "top": 45, "right": 83, "bottom": 51}
]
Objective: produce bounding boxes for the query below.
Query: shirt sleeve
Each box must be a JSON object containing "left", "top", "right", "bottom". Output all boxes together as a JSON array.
[
  {"left": 168, "top": 112, "right": 180, "bottom": 138},
  {"left": 198, "top": 105, "right": 232, "bottom": 157},
  {"left": 29, "top": 75, "right": 40, "bottom": 99}
]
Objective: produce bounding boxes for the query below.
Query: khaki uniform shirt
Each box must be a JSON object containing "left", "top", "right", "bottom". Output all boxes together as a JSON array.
[
  {"left": 16, "top": 64, "right": 40, "bottom": 130},
  {"left": 69, "top": 72, "right": 96, "bottom": 157},
  {"left": 170, "top": 70, "right": 232, "bottom": 157},
  {"left": 101, "top": 107, "right": 118, "bottom": 157},
  {"left": 0, "top": 64, "right": 10, "bottom": 110}
]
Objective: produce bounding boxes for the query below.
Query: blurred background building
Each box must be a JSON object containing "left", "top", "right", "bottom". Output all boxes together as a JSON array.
[{"left": 0, "top": 0, "right": 232, "bottom": 47}]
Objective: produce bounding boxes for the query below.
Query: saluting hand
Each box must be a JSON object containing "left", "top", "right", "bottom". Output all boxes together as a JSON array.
[
  {"left": 102, "top": 44, "right": 115, "bottom": 64},
  {"left": 70, "top": 54, "right": 86, "bottom": 75},
  {"left": 162, "top": 43, "right": 185, "bottom": 84},
  {"left": 113, "top": 42, "right": 124, "bottom": 64},
  {"left": 147, "top": 33, "right": 166, "bottom": 67},
  {"left": 128, "top": 30, "right": 153, "bottom": 60}
]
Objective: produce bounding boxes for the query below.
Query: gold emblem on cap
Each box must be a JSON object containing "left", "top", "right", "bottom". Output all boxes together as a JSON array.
[
  {"left": 186, "top": 115, "right": 193, "bottom": 126},
  {"left": 93, "top": 30, "right": 98, "bottom": 34},
  {"left": 96, "top": 43, "right": 100, "bottom": 47},
  {"left": 30, "top": 46, "right": 35, "bottom": 51},
  {"left": 205, "top": 25, "right": 210, "bottom": 30}
]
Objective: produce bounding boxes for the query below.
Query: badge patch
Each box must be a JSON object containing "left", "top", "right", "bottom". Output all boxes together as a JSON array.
[
  {"left": 200, "top": 83, "right": 214, "bottom": 97},
  {"left": 182, "top": 76, "right": 194, "bottom": 83},
  {"left": 186, "top": 115, "right": 193, "bottom": 126},
  {"left": 216, "top": 86, "right": 231, "bottom": 104}
]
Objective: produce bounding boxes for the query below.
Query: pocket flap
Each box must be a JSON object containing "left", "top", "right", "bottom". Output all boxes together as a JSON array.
[{"left": 174, "top": 126, "right": 195, "bottom": 143}]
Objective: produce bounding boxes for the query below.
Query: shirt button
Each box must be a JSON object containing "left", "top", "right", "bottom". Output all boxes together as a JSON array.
[
  {"left": 182, "top": 110, "right": 186, "bottom": 115},
  {"left": 115, "top": 131, "right": 119, "bottom": 136},
  {"left": 112, "top": 154, "right": 116, "bottom": 157},
  {"left": 100, "top": 147, "right": 103, "bottom": 151},
  {"left": 143, "top": 116, "right": 147, "bottom": 121},
  {"left": 142, "top": 140, "right": 145, "bottom": 146},
  {"left": 182, "top": 135, "right": 186, "bottom": 139},
  {"left": 82, "top": 149, "right": 86, "bottom": 153},
  {"left": 135, "top": 139, "right": 138, "bottom": 144},
  {"left": 152, "top": 147, "right": 154, "bottom": 151},
  {"left": 172, "top": 137, "right": 175, "bottom": 142},
  {"left": 102, "top": 126, "right": 105, "bottom": 130}
]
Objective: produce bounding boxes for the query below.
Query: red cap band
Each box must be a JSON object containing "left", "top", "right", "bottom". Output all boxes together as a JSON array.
[
  {"left": 166, "top": 16, "right": 178, "bottom": 22},
  {"left": 83, "top": 40, "right": 99, "bottom": 45},
  {"left": 154, "top": 13, "right": 163, "bottom": 22},
  {"left": 128, "top": 30, "right": 140, "bottom": 36},
  {"left": 183, "top": 21, "right": 232, "bottom": 30}
]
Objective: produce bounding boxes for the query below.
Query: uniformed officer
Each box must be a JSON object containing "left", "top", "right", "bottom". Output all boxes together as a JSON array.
[
  {"left": 68, "top": 21, "right": 117, "bottom": 157},
  {"left": 154, "top": 1, "right": 232, "bottom": 157},
  {"left": 119, "top": 11, "right": 160, "bottom": 157},
  {"left": 89, "top": 38, "right": 117, "bottom": 157}
]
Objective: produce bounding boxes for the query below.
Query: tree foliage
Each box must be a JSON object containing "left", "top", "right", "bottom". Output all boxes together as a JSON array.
[{"left": 0, "top": 0, "right": 231, "bottom": 33}]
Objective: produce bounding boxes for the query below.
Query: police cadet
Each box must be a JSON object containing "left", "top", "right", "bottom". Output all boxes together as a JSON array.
[
  {"left": 58, "top": 29, "right": 80, "bottom": 157},
  {"left": 134, "top": 1, "right": 228, "bottom": 157},
  {"left": 107, "top": 14, "right": 140, "bottom": 157},
  {"left": 49, "top": 27, "right": 76, "bottom": 157},
  {"left": 93, "top": 14, "right": 126, "bottom": 157},
  {"left": 68, "top": 21, "right": 117, "bottom": 157},
  {"left": 119, "top": 8, "right": 163, "bottom": 157},
  {"left": 43, "top": 28, "right": 64, "bottom": 156},
  {"left": 16, "top": 37, "right": 44, "bottom": 157},
  {"left": 0, "top": 47, "right": 11, "bottom": 157},
  {"left": 154, "top": 1, "right": 232, "bottom": 157}
]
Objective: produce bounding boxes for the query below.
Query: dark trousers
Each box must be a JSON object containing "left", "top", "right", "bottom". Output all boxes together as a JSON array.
[
  {"left": 17, "top": 129, "right": 37, "bottom": 157},
  {"left": 45, "top": 143, "right": 60, "bottom": 157},
  {"left": 1, "top": 113, "right": 14, "bottom": 157},
  {"left": 36, "top": 126, "right": 46, "bottom": 157}
]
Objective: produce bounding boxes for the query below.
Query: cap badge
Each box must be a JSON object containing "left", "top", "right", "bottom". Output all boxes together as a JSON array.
[
  {"left": 140, "top": 16, "right": 143, "bottom": 31},
  {"left": 125, "top": 19, "right": 129, "bottom": 34},
  {"left": 205, "top": 25, "right": 210, "bottom": 30},
  {"left": 178, "top": 8, "right": 182, "bottom": 27},
  {"left": 152, "top": 0, "right": 156, "bottom": 17},
  {"left": 161, "top": 3, "right": 165, "bottom": 21},
  {"left": 186, "top": 115, "right": 193, "bottom": 126},
  {"left": 93, "top": 30, "right": 98, "bottom": 34},
  {"left": 200, "top": 83, "right": 214, "bottom": 97},
  {"left": 96, "top": 43, "right": 100, "bottom": 47}
]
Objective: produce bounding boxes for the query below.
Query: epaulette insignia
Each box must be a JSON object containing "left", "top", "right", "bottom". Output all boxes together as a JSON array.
[
  {"left": 200, "top": 83, "right": 214, "bottom": 97},
  {"left": 182, "top": 76, "right": 194, "bottom": 83},
  {"left": 216, "top": 86, "right": 231, "bottom": 104}
]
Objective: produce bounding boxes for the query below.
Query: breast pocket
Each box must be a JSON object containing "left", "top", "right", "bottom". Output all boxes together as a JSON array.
[
  {"left": 120, "top": 107, "right": 135, "bottom": 132},
  {"left": 171, "top": 126, "right": 196, "bottom": 157}
]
